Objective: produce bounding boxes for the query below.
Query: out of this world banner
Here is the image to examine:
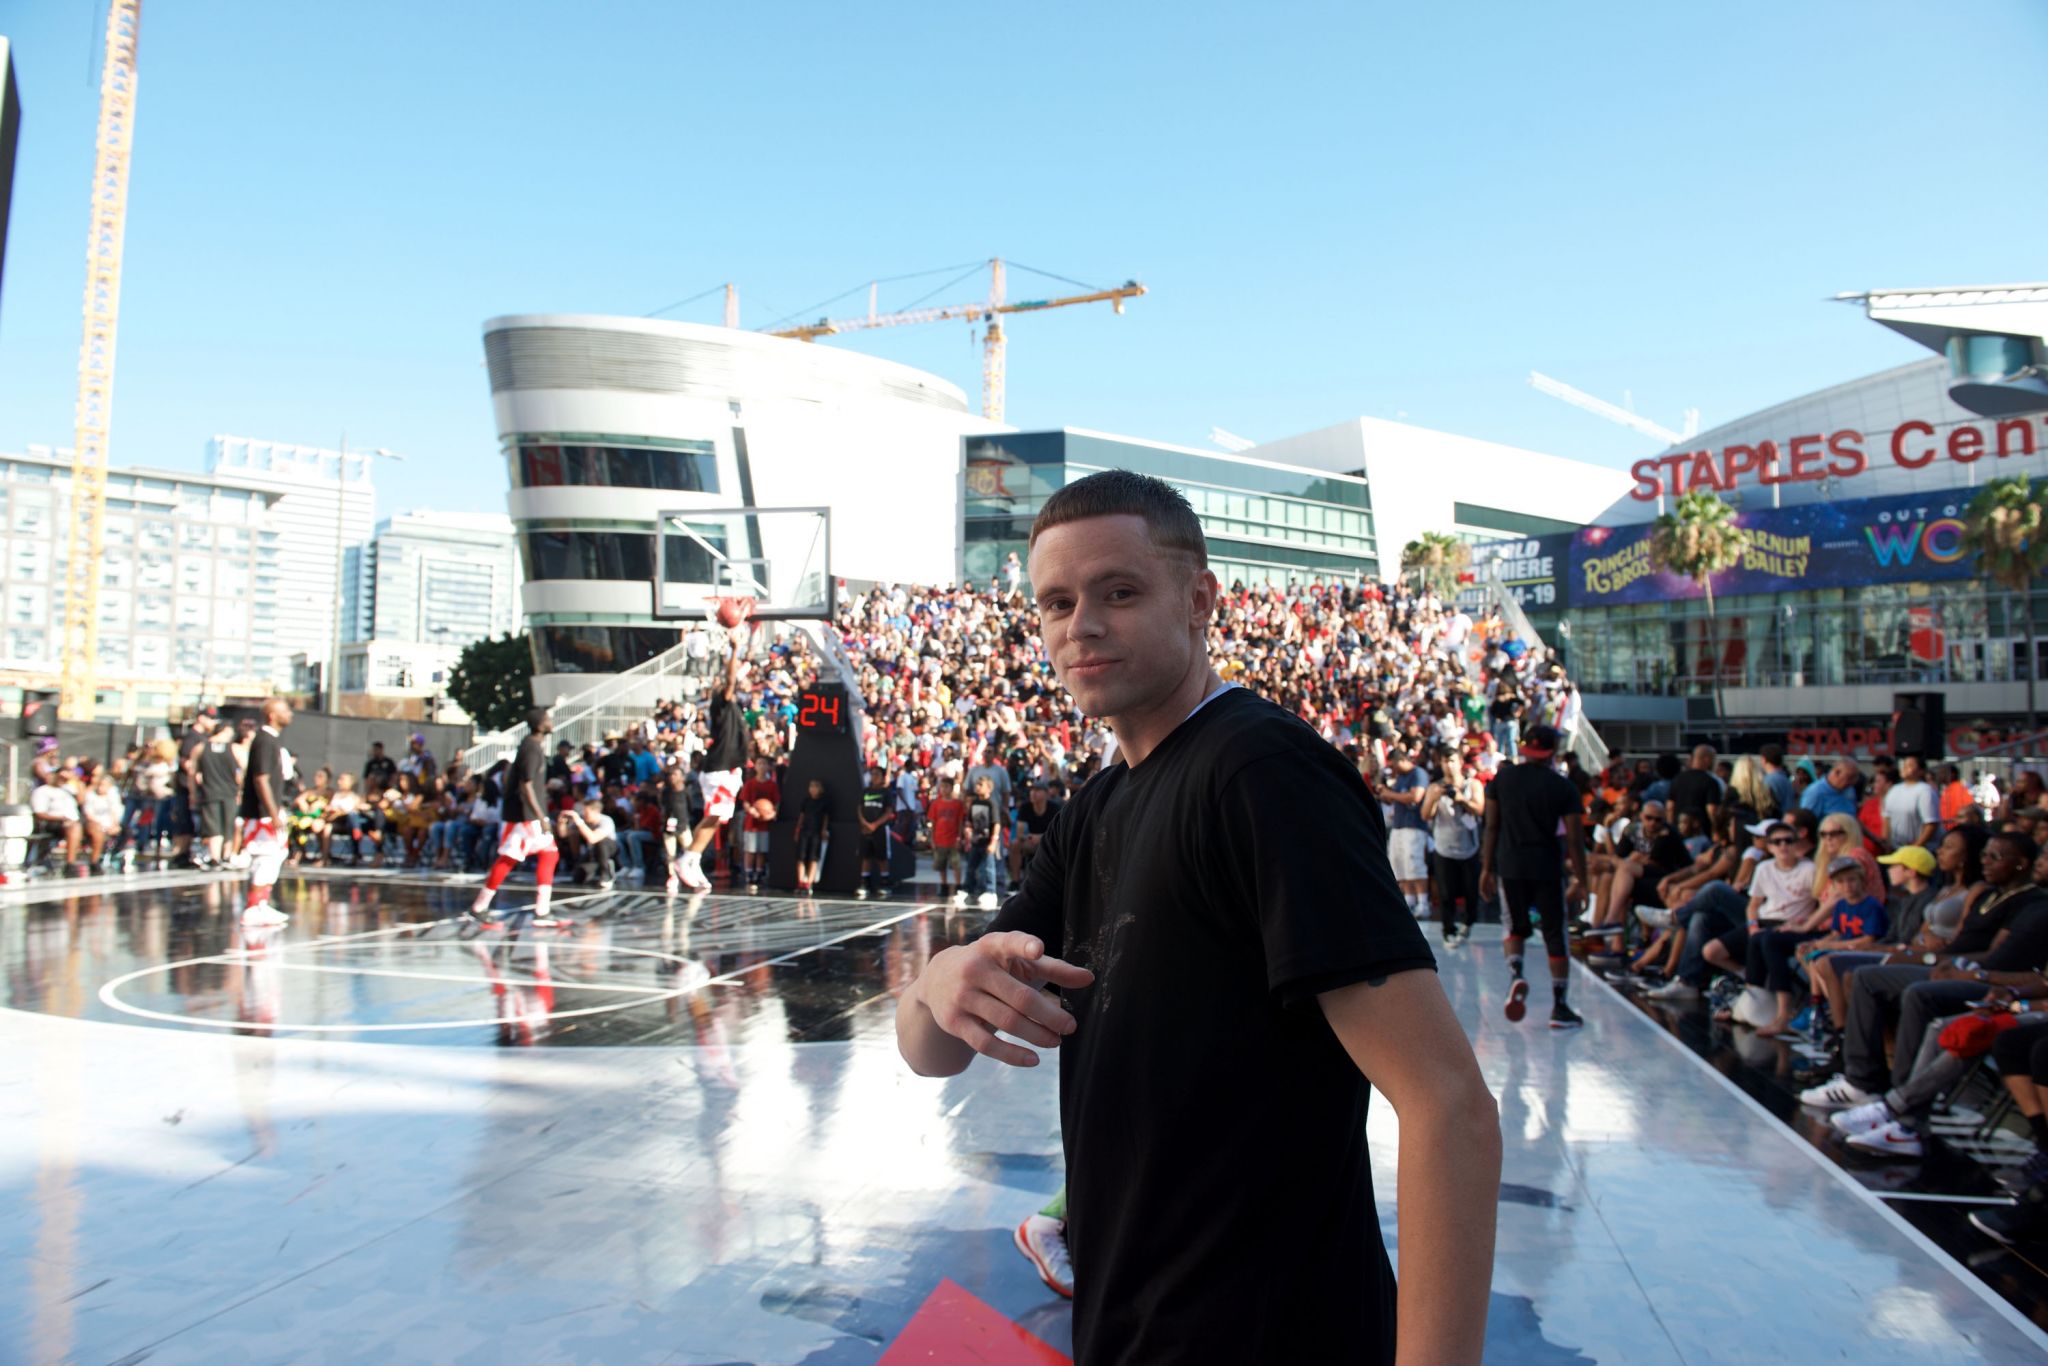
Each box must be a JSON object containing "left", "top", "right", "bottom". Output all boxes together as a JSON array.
[{"left": 1568, "top": 488, "right": 1976, "bottom": 607}]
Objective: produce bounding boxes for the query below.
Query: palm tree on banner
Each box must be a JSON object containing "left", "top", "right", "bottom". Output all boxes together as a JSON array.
[
  {"left": 1962, "top": 474, "right": 2048, "bottom": 745},
  {"left": 1648, "top": 490, "right": 1751, "bottom": 750},
  {"left": 1400, "top": 531, "right": 1471, "bottom": 601}
]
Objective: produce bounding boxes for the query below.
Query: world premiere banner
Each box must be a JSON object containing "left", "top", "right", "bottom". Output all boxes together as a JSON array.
[{"left": 1568, "top": 488, "right": 1979, "bottom": 608}]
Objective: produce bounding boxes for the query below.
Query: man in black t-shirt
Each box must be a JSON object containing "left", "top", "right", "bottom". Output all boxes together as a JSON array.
[
  {"left": 856, "top": 764, "right": 896, "bottom": 900},
  {"left": 1480, "top": 725, "right": 1589, "bottom": 1028},
  {"left": 197, "top": 727, "right": 242, "bottom": 867},
  {"left": 362, "top": 741, "right": 398, "bottom": 796},
  {"left": 1008, "top": 781, "right": 1062, "bottom": 888},
  {"left": 1666, "top": 745, "right": 1722, "bottom": 829},
  {"left": 238, "top": 698, "right": 295, "bottom": 927},
  {"left": 677, "top": 631, "right": 751, "bottom": 892},
  {"left": 468, "top": 707, "right": 566, "bottom": 928},
  {"left": 897, "top": 471, "right": 1498, "bottom": 1365},
  {"left": 176, "top": 709, "right": 217, "bottom": 864}
]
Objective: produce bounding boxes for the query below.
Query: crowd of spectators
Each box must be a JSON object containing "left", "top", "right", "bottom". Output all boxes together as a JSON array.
[{"left": 17, "top": 568, "right": 2048, "bottom": 1243}]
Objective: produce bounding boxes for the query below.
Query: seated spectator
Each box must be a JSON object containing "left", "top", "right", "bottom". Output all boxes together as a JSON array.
[
  {"left": 82, "top": 772, "right": 124, "bottom": 866},
  {"left": 325, "top": 773, "right": 368, "bottom": 865},
  {"left": 1801, "top": 830, "right": 2047, "bottom": 1112},
  {"left": 1829, "top": 842, "right": 2048, "bottom": 1162},
  {"left": 1753, "top": 857, "right": 1887, "bottom": 1038},
  {"left": 565, "top": 798, "right": 619, "bottom": 888},
  {"left": 31, "top": 772, "right": 84, "bottom": 867}
]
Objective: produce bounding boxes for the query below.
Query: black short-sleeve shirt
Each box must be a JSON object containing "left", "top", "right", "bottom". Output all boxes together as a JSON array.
[
  {"left": 502, "top": 736, "right": 548, "bottom": 823},
  {"left": 1668, "top": 768, "right": 1721, "bottom": 823},
  {"left": 706, "top": 694, "right": 748, "bottom": 773},
  {"left": 240, "top": 728, "right": 285, "bottom": 820},
  {"left": 1487, "top": 759, "right": 1582, "bottom": 879},
  {"left": 199, "top": 735, "right": 240, "bottom": 804},
  {"left": 990, "top": 687, "right": 1432, "bottom": 1364}
]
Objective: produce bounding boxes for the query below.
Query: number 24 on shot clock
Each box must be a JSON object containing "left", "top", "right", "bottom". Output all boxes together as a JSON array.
[{"left": 798, "top": 686, "right": 847, "bottom": 734}]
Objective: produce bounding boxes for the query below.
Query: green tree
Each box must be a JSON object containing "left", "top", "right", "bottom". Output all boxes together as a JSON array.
[
  {"left": 1400, "top": 531, "right": 1472, "bottom": 600},
  {"left": 1962, "top": 475, "right": 2048, "bottom": 739},
  {"left": 446, "top": 632, "right": 534, "bottom": 734},
  {"left": 1648, "top": 490, "right": 1751, "bottom": 749}
]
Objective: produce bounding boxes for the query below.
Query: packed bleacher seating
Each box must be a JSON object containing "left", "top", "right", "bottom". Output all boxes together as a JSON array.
[{"left": 21, "top": 571, "right": 2048, "bottom": 1242}]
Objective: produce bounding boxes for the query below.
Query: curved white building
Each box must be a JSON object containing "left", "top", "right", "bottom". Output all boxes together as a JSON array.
[{"left": 483, "top": 314, "right": 1001, "bottom": 697}]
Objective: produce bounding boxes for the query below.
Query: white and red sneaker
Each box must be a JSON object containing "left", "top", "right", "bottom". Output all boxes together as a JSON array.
[
  {"left": 1845, "top": 1119, "right": 1924, "bottom": 1158},
  {"left": 241, "top": 905, "right": 289, "bottom": 927},
  {"left": 679, "top": 853, "right": 711, "bottom": 893},
  {"left": 1504, "top": 977, "right": 1529, "bottom": 1023},
  {"left": 1013, "top": 1214, "right": 1073, "bottom": 1299}
]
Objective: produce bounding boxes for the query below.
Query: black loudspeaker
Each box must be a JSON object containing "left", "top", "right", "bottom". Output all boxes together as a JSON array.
[
  {"left": 1891, "top": 692, "right": 1946, "bottom": 761},
  {"left": 19, "top": 689, "right": 57, "bottom": 738}
]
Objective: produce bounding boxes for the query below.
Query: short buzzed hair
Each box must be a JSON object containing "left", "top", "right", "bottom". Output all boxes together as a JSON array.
[{"left": 1029, "top": 468, "right": 1207, "bottom": 569}]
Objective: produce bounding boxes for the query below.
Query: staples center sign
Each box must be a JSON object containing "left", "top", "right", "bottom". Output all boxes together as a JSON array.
[{"left": 1629, "top": 414, "right": 2048, "bottom": 502}]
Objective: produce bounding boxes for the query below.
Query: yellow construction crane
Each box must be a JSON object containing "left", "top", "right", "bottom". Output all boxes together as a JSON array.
[
  {"left": 60, "top": 0, "right": 142, "bottom": 719},
  {"left": 767, "top": 258, "right": 1145, "bottom": 422}
]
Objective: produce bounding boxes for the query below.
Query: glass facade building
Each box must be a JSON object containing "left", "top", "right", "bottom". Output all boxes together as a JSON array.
[
  {"left": 0, "top": 446, "right": 283, "bottom": 719},
  {"left": 505, "top": 433, "right": 730, "bottom": 676},
  {"left": 963, "top": 430, "right": 1378, "bottom": 589}
]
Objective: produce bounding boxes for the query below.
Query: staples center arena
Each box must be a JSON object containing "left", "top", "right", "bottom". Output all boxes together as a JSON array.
[{"left": 1469, "top": 285, "right": 2048, "bottom": 765}]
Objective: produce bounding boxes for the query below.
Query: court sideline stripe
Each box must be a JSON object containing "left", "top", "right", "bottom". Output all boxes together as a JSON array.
[{"left": 1580, "top": 967, "right": 2048, "bottom": 1354}]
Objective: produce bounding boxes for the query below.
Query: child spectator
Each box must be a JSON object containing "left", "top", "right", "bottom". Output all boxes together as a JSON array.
[{"left": 927, "top": 779, "right": 966, "bottom": 903}]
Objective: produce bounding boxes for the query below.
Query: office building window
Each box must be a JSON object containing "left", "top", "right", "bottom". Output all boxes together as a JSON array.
[{"left": 513, "top": 439, "right": 719, "bottom": 493}]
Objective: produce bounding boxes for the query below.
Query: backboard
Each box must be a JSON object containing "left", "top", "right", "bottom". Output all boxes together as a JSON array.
[{"left": 652, "top": 505, "right": 834, "bottom": 622}]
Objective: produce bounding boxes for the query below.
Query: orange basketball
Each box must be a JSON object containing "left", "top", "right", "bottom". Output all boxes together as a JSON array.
[
  {"left": 749, "top": 799, "right": 778, "bottom": 822},
  {"left": 716, "top": 599, "right": 750, "bottom": 629}
]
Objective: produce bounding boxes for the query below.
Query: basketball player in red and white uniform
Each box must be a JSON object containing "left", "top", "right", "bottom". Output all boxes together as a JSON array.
[
  {"left": 677, "top": 630, "right": 750, "bottom": 892},
  {"left": 238, "top": 697, "right": 295, "bottom": 926},
  {"left": 468, "top": 707, "right": 565, "bottom": 927}
]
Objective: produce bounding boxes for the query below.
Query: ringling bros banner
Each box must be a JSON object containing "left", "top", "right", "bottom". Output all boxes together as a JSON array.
[{"left": 1567, "top": 487, "right": 1979, "bottom": 607}]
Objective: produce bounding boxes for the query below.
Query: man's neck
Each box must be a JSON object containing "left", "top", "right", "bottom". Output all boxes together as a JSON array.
[{"left": 1107, "top": 657, "right": 1225, "bottom": 769}]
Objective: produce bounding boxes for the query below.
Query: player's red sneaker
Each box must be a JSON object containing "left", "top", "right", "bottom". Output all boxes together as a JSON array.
[{"left": 1504, "top": 977, "right": 1529, "bottom": 1023}]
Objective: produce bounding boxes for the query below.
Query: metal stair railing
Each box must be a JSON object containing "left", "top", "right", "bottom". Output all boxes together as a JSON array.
[{"left": 460, "top": 623, "right": 748, "bottom": 772}]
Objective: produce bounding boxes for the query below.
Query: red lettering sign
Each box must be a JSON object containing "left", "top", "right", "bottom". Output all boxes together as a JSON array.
[
  {"left": 1890, "top": 420, "right": 1938, "bottom": 469},
  {"left": 1625, "top": 416, "right": 2048, "bottom": 500}
]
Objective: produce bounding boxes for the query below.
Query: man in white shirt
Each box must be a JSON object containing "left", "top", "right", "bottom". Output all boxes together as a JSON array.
[
  {"left": 31, "top": 776, "right": 83, "bottom": 865},
  {"left": 1973, "top": 770, "right": 2002, "bottom": 820},
  {"left": 1881, "top": 755, "right": 1941, "bottom": 851},
  {"left": 566, "top": 798, "right": 619, "bottom": 888}
]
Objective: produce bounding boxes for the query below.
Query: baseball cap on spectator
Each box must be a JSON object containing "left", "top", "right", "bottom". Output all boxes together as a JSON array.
[
  {"left": 1827, "top": 855, "right": 1864, "bottom": 877},
  {"left": 1877, "top": 845, "right": 1937, "bottom": 876},
  {"left": 1744, "top": 818, "right": 1777, "bottom": 837},
  {"left": 35, "top": 737, "right": 58, "bottom": 753},
  {"left": 1519, "top": 725, "right": 1562, "bottom": 759}
]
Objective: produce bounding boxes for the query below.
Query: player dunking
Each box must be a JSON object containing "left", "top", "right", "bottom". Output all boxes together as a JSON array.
[
  {"left": 467, "top": 707, "right": 565, "bottom": 928},
  {"left": 238, "top": 697, "right": 295, "bottom": 926},
  {"left": 677, "top": 628, "right": 749, "bottom": 893}
]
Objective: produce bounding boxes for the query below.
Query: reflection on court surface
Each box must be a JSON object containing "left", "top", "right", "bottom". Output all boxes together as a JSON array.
[{"left": 7, "top": 873, "right": 961, "bottom": 1047}]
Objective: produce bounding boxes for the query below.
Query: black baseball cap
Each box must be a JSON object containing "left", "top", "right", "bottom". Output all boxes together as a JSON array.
[{"left": 1520, "top": 725, "right": 1563, "bottom": 759}]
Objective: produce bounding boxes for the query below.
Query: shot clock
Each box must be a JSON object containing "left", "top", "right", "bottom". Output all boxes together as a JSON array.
[{"left": 796, "top": 684, "right": 849, "bottom": 734}]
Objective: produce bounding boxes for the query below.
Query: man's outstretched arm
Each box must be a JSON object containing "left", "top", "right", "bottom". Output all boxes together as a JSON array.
[
  {"left": 896, "top": 932, "right": 1092, "bottom": 1077},
  {"left": 1320, "top": 969, "right": 1500, "bottom": 1366}
]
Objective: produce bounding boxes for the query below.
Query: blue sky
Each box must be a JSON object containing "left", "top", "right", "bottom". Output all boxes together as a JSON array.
[{"left": 0, "top": 0, "right": 2044, "bottom": 516}]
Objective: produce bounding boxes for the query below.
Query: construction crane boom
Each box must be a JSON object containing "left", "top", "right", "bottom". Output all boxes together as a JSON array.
[
  {"left": 60, "top": 0, "right": 143, "bottom": 719},
  {"left": 767, "top": 258, "right": 1144, "bottom": 421}
]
